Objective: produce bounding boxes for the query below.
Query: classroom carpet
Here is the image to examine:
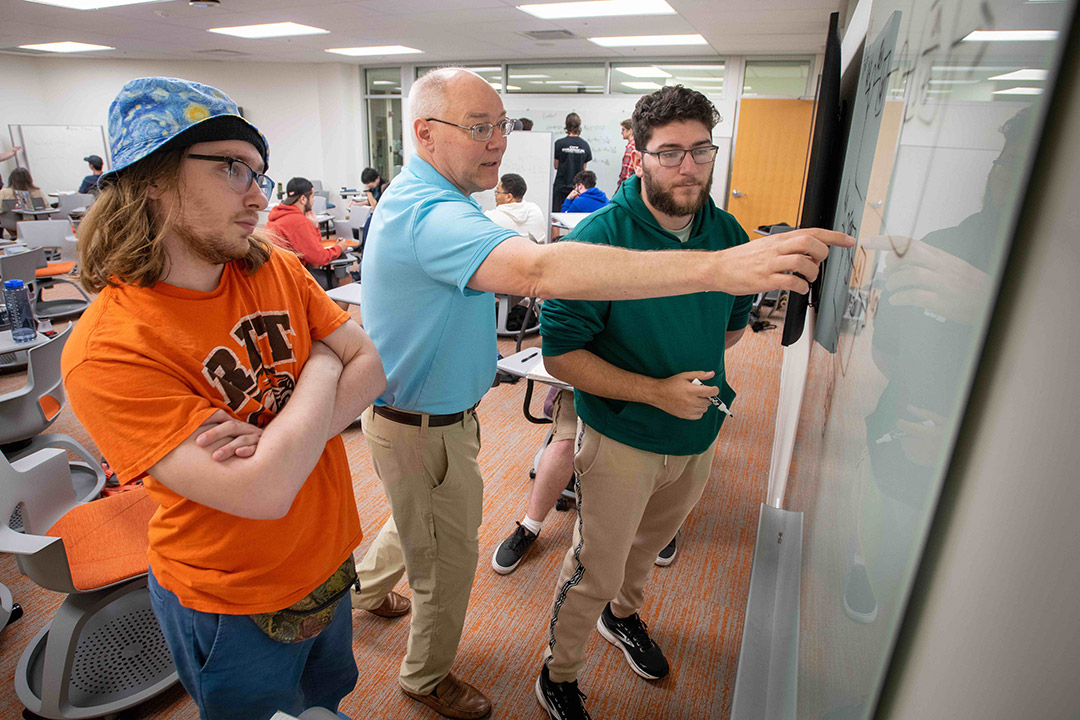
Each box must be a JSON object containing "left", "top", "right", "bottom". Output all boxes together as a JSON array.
[{"left": 0, "top": 297, "right": 786, "bottom": 720}]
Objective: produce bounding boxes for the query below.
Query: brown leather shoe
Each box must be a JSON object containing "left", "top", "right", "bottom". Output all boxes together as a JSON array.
[
  {"left": 364, "top": 591, "right": 411, "bottom": 618},
  {"left": 401, "top": 674, "right": 491, "bottom": 719}
]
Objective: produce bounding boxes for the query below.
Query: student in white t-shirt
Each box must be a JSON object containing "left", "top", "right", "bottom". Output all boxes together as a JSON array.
[{"left": 485, "top": 173, "right": 546, "bottom": 242}]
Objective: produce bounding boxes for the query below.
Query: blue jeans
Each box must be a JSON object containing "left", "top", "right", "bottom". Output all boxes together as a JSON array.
[{"left": 148, "top": 570, "right": 358, "bottom": 720}]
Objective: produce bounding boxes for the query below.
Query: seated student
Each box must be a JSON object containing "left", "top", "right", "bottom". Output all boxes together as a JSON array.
[
  {"left": 78, "top": 154, "right": 105, "bottom": 194},
  {"left": 485, "top": 173, "right": 546, "bottom": 241},
  {"left": 266, "top": 176, "right": 348, "bottom": 268},
  {"left": 560, "top": 170, "right": 609, "bottom": 213},
  {"left": 352, "top": 167, "right": 389, "bottom": 210},
  {"left": 0, "top": 167, "right": 48, "bottom": 205}
]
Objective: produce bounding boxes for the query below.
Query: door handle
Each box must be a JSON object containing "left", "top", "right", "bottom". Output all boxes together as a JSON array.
[{"left": 732, "top": 189, "right": 747, "bottom": 198}]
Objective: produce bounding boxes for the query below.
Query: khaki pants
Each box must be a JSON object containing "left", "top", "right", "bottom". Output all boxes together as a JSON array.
[
  {"left": 360, "top": 405, "right": 484, "bottom": 695},
  {"left": 545, "top": 423, "right": 718, "bottom": 683},
  {"left": 351, "top": 516, "right": 406, "bottom": 610}
]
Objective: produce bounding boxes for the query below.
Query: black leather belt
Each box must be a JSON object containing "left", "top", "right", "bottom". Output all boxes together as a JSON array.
[{"left": 373, "top": 405, "right": 466, "bottom": 427}]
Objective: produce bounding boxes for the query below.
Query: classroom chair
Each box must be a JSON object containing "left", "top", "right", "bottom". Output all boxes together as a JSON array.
[
  {"left": 10, "top": 224, "right": 92, "bottom": 319},
  {"left": 0, "top": 449, "right": 178, "bottom": 719},
  {"left": 54, "top": 194, "right": 94, "bottom": 226},
  {"left": 0, "top": 324, "right": 106, "bottom": 506}
]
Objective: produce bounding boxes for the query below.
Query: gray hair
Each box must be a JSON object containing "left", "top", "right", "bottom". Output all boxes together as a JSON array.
[{"left": 409, "top": 67, "right": 484, "bottom": 126}]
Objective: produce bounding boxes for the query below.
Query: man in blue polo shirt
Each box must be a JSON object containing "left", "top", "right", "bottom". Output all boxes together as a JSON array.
[{"left": 356, "top": 67, "right": 852, "bottom": 720}]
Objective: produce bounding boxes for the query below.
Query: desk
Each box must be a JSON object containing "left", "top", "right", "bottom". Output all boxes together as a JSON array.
[
  {"left": 340, "top": 190, "right": 364, "bottom": 198},
  {"left": 315, "top": 212, "right": 334, "bottom": 239},
  {"left": 14, "top": 209, "right": 58, "bottom": 221},
  {"left": 497, "top": 347, "right": 572, "bottom": 424},
  {"left": 326, "top": 282, "right": 362, "bottom": 307},
  {"left": 0, "top": 330, "right": 50, "bottom": 355}
]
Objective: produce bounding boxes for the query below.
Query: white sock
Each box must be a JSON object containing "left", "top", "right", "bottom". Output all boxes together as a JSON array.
[{"left": 520, "top": 515, "right": 543, "bottom": 535}]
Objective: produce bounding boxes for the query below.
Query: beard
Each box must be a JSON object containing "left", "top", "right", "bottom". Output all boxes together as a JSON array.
[
  {"left": 174, "top": 219, "right": 250, "bottom": 265},
  {"left": 641, "top": 165, "right": 713, "bottom": 217}
]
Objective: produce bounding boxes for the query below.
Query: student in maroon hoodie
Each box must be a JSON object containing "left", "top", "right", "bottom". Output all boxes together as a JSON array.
[{"left": 265, "top": 176, "right": 348, "bottom": 268}]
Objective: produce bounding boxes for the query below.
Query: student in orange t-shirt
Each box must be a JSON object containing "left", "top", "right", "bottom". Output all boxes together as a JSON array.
[{"left": 61, "top": 77, "right": 394, "bottom": 720}]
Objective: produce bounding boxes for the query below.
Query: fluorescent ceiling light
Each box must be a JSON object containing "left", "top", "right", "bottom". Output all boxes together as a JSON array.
[
  {"left": 209, "top": 22, "right": 328, "bottom": 39},
  {"left": 468, "top": 67, "right": 501, "bottom": 72},
  {"left": 590, "top": 34, "right": 707, "bottom": 47},
  {"left": 990, "top": 68, "right": 1049, "bottom": 81},
  {"left": 23, "top": 0, "right": 168, "bottom": 8},
  {"left": 623, "top": 81, "right": 662, "bottom": 89},
  {"left": 509, "top": 74, "right": 549, "bottom": 79},
  {"left": 518, "top": 0, "right": 674, "bottom": 20},
  {"left": 506, "top": 85, "right": 521, "bottom": 90},
  {"left": 963, "top": 30, "right": 1058, "bottom": 42},
  {"left": 18, "top": 41, "right": 113, "bottom": 52},
  {"left": 326, "top": 45, "right": 423, "bottom": 56},
  {"left": 372, "top": 80, "right": 396, "bottom": 85},
  {"left": 993, "top": 86, "right": 1044, "bottom": 95},
  {"left": 615, "top": 66, "right": 671, "bottom": 78}
]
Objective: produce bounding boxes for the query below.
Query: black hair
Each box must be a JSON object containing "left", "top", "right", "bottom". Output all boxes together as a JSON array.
[
  {"left": 361, "top": 167, "right": 381, "bottom": 184},
  {"left": 632, "top": 85, "right": 719, "bottom": 149},
  {"left": 572, "top": 170, "right": 596, "bottom": 189},
  {"left": 500, "top": 173, "right": 527, "bottom": 200},
  {"left": 519, "top": 118, "right": 534, "bottom": 131}
]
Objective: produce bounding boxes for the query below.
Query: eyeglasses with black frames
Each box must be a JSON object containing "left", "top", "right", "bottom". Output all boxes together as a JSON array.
[
  {"left": 640, "top": 145, "right": 720, "bottom": 168},
  {"left": 187, "top": 154, "right": 275, "bottom": 200},
  {"left": 425, "top": 118, "right": 516, "bottom": 142}
]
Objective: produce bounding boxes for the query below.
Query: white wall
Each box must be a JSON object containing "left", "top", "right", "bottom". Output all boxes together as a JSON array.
[{"left": 0, "top": 55, "right": 364, "bottom": 199}]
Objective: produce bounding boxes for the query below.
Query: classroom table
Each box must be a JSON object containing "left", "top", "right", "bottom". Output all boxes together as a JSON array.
[
  {"left": 0, "top": 329, "right": 50, "bottom": 355},
  {"left": 326, "top": 282, "right": 362, "bottom": 307},
  {"left": 497, "top": 347, "right": 573, "bottom": 424}
]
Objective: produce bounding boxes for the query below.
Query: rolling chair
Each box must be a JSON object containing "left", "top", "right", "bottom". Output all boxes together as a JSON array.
[
  {"left": 11, "top": 223, "right": 92, "bottom": 319},
  {"left": 0, "top": 324, "right": 107, "bottom": 506},
  {"left": 0, "top": 449, "right": 177, "bottom": 719}
]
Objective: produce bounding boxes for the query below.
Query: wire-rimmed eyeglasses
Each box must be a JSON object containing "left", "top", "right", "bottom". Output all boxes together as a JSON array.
[
  {"left": 640, "top": 145, "right": 720, "bottom": 168},
  {"left": 187, "top": 154, "right": 275, "bottom": 200},
  {"left": 425, "top": 118, "right": 516, "bottom": 142}
]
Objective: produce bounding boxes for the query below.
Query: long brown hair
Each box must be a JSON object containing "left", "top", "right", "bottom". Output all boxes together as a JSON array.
[
  {"left": 7, "top": 168, "right": 39, "bottom": 192},
  {"left": 77, "top": 147, "right": 271, "bottom": 293}
]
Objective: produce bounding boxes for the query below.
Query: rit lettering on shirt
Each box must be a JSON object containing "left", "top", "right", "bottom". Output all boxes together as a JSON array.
[{"left": 201, "top": 311, "right": 298, "bottom": 426}]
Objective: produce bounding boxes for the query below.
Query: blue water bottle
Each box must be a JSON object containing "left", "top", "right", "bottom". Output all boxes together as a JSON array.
[{"left": 3, "top": 279, "right": 37, "bottom": 343}]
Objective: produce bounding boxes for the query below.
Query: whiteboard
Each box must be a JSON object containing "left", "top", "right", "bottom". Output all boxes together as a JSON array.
[
  {"left": 9, "top": 124, "right": 108, "bottom": 195},
  {"left": 473, "top": 130, "right": 553, "bottom": 242}
]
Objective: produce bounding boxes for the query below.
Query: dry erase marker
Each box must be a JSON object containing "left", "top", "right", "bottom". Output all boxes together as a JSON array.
[{"left": 691, "top": 378, "right": 733, "bottom": 416}]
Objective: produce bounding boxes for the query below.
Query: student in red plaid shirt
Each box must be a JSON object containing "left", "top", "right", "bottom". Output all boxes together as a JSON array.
[{"left": 617, "top": 118, "right": 636, "bottom": 188}]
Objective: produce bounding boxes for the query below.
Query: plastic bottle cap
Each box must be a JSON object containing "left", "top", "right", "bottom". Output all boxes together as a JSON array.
[{"left": 3, "top": 279, "right": 25, "bottom": 289}]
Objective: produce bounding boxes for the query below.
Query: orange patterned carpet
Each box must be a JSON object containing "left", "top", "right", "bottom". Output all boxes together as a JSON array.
[{"left": 0, "top": 301, "right": 785, "bottom": 720}]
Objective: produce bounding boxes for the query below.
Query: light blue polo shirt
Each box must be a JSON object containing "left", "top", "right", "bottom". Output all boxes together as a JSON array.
[{"left": 360, "top": 156, "right": 518, "bottom": 414}]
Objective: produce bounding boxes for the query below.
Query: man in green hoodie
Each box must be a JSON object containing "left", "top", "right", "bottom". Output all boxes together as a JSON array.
[{"left": 535, "top": 86, "right": 752, "bottom": 719}]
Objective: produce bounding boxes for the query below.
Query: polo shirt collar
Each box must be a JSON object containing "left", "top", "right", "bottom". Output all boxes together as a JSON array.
[{"left": 408, "top": 155, "right": 482, "bottom": 209}]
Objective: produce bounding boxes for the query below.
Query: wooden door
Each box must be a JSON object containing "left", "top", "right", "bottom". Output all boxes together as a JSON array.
[{"left": 727, "top": 98, "right": 815, "bottom": 236}]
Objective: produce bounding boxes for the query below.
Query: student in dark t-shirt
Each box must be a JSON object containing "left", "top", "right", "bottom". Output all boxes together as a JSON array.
[{"left": 552, "top": 112, "right": 592, "bottom": 212}]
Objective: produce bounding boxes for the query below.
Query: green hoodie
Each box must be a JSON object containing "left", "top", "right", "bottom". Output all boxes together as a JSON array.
[{"left": 540, "top": 174, "right": 753, "bottom": 456}]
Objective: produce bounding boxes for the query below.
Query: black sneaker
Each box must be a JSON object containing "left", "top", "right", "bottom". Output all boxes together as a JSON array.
[
  {"left": 655, "top": 534, "right": 678, "bottom": 567},
  {"left": 535, "top": 664, "right": 591, "bottom": 720},
  {"left": 491, "top": 522, "right": 538, "bottom": 575},
  {"left": 596, "top": 603, "right": 669, "bottom": 680}
]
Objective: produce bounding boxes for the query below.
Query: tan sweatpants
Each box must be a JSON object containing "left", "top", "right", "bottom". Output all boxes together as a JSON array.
[
  {"left": 545, "top": 423, "right": 718, "bottom": 683},
  {"left": 360, "top": 405, "right": 484, "bottom": 695}
]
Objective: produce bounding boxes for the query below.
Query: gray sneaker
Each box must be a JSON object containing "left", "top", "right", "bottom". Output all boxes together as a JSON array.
[{"left": 491, "top": 522, "right": 538, "bottom": 575}]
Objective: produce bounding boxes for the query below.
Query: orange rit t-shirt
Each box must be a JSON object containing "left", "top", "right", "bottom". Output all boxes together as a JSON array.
[{"left": 62, "top": 248, "right": 361, "bottom": 615}]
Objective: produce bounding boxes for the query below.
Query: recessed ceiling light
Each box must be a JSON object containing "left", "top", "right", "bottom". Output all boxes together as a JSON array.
[
  {"left": 189, "top": 0, "right": 221, "bottom": 7},
  {"left": 993, "top": 86, "right": 1044, "bottom": 95},
  {"left": 622, "top": 81, "right": 662, "bottom": 89},
  {"left": 590, "top": 34, "right": 708, "bottom": 47},
  {"left": 990, "top": 68, "right": 1049, "bottom": 81},
  {"left": 616, "top": 66, "right": 672, "bottom": 78},
  {"left": 209, "top": 22, "right": 329, "bottom": 39},
  {"left": 23, "top": 0, "right": 169, "bottom": 8},
  {"left": 506, "top": 85, "right": 521, "bottom": 90},
  {"left": 962, "top": 30, "right": 1058, "bottom": 42},
  {"left": 18, "top": 40, "right": 114, "bottom": 52},
  {"left": 326, "top": 45, "right": 423, "bottom": 56},
  {"left": 518, "top": 0, "right": 674, "bottom": 20},
  {"left": 372, "top": 81, "right": 395, "bottom": 85}
]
